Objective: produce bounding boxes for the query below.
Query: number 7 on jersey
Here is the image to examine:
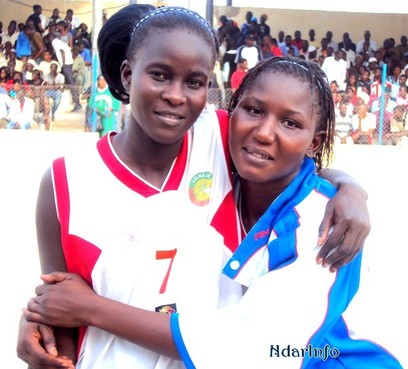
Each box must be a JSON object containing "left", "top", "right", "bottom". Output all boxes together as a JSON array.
[{"left": 156, "top": 248, "right": 177, "bottom": 294}]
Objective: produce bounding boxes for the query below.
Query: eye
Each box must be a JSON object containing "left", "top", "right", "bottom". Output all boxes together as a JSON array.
[
  {"left": 247, "top": 106, "right": 263, "bottom": 116},
  {"left": 187, "top": 78, "right": 205, "bottom": 90},
  {"left": 281, "top": 119, "right": 299, "bottom": 129},
  {"left": 149, "top": 71, "right": 167, "bottom": 81}
]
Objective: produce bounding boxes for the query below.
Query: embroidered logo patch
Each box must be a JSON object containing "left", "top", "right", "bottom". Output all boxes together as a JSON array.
[
  {"left": 155, "top": 303, "right": 177, "bottom": 314},
  {"left": 189, "top": 172, "right": 212, "bottom": 206}
]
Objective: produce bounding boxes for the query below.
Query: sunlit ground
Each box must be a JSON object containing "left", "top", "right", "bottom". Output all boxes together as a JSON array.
[{"left": 1, "top": 131, "right": 406, "bottom": 368}]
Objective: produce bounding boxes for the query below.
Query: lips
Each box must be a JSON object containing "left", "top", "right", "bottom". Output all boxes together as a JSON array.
[
  {"left": 155, "top": 110, "right": 185, "bottom": 120},
  {"left": 243, "top": 146, "right": 273, "bottom": 161}
]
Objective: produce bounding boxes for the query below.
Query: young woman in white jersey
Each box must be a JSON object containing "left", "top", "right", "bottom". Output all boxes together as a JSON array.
[{"left": 18, "top": 6, "right": 370, "bottom": 369}]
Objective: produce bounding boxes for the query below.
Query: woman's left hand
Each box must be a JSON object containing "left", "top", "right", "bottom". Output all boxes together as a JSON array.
[{"left": 317, "top": 181, "right": 370, "bottom": 272}]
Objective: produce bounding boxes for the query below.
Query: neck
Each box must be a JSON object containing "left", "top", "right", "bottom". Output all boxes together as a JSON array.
[
  {"left": 239, "top": 178, "right": 286, "bottom": 232},
  {"left": 112, "top": 128, "right": 185, "bottom": 189}
]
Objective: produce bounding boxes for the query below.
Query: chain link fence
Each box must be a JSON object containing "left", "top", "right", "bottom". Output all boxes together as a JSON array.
[{"left": 1, "top": 85, "right": 407, "bottom": 145}]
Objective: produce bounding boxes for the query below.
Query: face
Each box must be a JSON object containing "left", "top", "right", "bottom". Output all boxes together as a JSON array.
[
  {"left": 122, "top": 29, "right": 213, "bottom": 145},
  {"left": 97, "top": 76, "right": 107, "bottom": 89},
  {"left": 229, "top": 72, "right": 323, "bottom": 187}
]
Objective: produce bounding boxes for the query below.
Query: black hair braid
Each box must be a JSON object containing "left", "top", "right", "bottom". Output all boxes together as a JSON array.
[
  {"left": 228, "top": 56, "right": 335, "bottom": 169},
  {"left": 97, "top": 4, "right": 154, "bottom": 103}
]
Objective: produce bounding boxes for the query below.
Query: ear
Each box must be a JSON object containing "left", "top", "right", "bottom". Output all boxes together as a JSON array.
[
  {"left": 306, "top": 131, "right": 325, "bottom": 158},
  {"left": 120, "top": 60, "right": 132, "bottom": 94}
]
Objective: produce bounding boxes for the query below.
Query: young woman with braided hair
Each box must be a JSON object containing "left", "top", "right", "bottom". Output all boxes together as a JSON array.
[{"left": 18, "top": 5, "right": 372, "bottom": 369}]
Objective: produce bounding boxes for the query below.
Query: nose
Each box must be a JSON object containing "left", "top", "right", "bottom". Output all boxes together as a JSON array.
[
  {"left": 252, "top": 116, "right": 276, "bottom": 145},
  {"left": 162, "top": 81, "right": 187, "bottom": 106}
]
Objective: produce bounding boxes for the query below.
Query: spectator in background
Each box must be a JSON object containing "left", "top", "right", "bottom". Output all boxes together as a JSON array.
[
  {"left": 325, "top": 30, "right": 338, "bottom": 52},
  {"left": 1, "top": 21, "right": 19, "bottom": 50},
  {"left": 42, "top": 23, "right": 57, "bottom": 53},
  {"left": 15, "top": 25, "right": 32, "bottom": 62},
  {"left": 44, "top": 61, "right": 65, "bottom": 121},
  {"left": 73, "top": 27, "right": 90, "bottom": 50},
  {"left": 72, "top": 45, "right": 85, "bottom": 89},
  {"left": 237, "top": 10, "right": 253, "bottom": 47},
  {"left": 396, "top": 85, "right": 408, "bottom": 107},
  {"left": 338, "top": 32, "right": 356, "bottom": 52},
  {"left": 64, "top": 9, "right": 81, "bottom": 30},
  {"left": 38, "top": 50, "right": 54, "bottom": 81},
  {"left": 351, "top": 103, "right": 376, "bottom": 144},
  {"left": 335, "top": 100, "right": 354, "bottom": 144},
  {"left": 256, "top": 14, "right": 270, "bottom": 46},
  {"left": 79, "top": 41, "right": 92, "bottom": 90},
  {"left": 388, "top": 105, "right": 408, "bottom": 145},
  {"left": 235, "top": 34, "right": 262, "bottom": 70},
  {"left": 78, "top": 23, "right": 92, "bottom": 48},
  {"left": 46, "top": 8, "right": 62, "bottom": 29},
  {"left": 6, "top": 80, "right": 34, "bottom": 129},
  {"left": 57, "top": 21, "right": 73, "bottom": 48},
  {"left": 321, "top": 49, "right": 347, "bottom": 90},
  {"left": 308, "top": 28, "right": 319, "bottom": 49},
  {"left": 92, "top": 74, "right": 120, "bottom": 136},
  {"left": 395, "top": 35, "right": 408, "bottom": 62},
  {"left": 26, "top": 4, "right": 44, "bottom": 34},
  {"left": 30, "top": 24, "right": 45, "bottom": 63},
  {"left": 291, "top": 30, "right": 303, "bottom": 51},
  {"left": 262, "top": 35, "right": 282, "bottom": 59},
  {"left": 230, "top": 58, "right": 247, "bottom": 92},
  {"left": 51, "top": 32, "right": 82, "bottom": 112},
  {"left": 356, "top": 30, "right": 378, "bottom": 55},
  {"left": 281, "top": 34, "right": 299, "bottom": 56}
]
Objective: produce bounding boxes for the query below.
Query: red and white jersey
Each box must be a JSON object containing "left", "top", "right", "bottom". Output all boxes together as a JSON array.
[{"left": 51, "top": 108, "right": 243, "bottom": 369}]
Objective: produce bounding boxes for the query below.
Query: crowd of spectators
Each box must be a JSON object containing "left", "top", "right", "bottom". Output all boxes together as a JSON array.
[
  {"left": 1, "top": 5, "right": 408, "bottom": 143},
  {"left": 217, "top": 11, "right": 408, "bottom": 145},
  {"left": 0, "top": 5, "right": 92, "bottom": 130}
]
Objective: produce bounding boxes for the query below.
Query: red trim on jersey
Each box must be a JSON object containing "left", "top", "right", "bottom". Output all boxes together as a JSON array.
[
  {"left": 97, "top": 132, "right": 189, "bottom": 196},
  {"left": 53, "top": 157, "right": 101, "bottom": 358},
  {"left": 210, "top": 189, "right": 239, "bottom": 252},
  {"left": 53, "top": 157, "right": 102, "bottom": 285}
]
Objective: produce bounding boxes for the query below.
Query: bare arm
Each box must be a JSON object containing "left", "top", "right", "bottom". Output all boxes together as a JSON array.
[
  {"left": 17, "top": 168, "right": 77, "bottom": 369},
  {"left": 317, "top": 168, "right": 370, "bottom": 271},
  {"left": 26, "top": 272, "right": 178, "bottom": 360}
]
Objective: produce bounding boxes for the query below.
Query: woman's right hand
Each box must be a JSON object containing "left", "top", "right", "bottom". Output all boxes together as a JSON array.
[{"left": 16, "top": 314, "right": 75, "bottom": 369}]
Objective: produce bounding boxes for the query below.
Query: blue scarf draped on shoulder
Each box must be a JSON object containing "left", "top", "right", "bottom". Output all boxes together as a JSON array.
[{"left": 223, "top": 158, "right": 336, "bottom": 282}]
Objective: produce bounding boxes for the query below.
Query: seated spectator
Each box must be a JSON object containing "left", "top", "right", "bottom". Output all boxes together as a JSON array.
[
  {"left": 38, "top": 50, "right": 54, "bottom": 80},
  {"left": 6, "top": 81, "right": 34, "bottom": 129},
  {"left": 0, "top": 87, "right": 12, "bottom": 128},
  {"left": 351, "top": 103, "right": 377, "bottom": 144},
  {"left": 230, "top": 58, "right": 248, "bottom": 92},
  {"left": 44, "top": 61, "right": 64, "bottom": 121},
  {"left": 28, "top": 68, "right": 50, "bottom": 129},
  {"left": 371, "top": 92, "right": 397, "bottom": 113},
  {"left": 389, "top": 105, "right": 408, "bottom": 145},
  {"left": 23, "top": 59, "right": 38, "bottom": 83},
  {"left": 396, "top": 85, "right": 408, "bottom": 107},
  {"left": 262, "top": 35, "right": 282, "bottom": 60},
  {"left": 0, "top": 66, "right": 9, "bottom": 85},
  {"left": 335, "top": 101, "right": 354, "bottom": 144}
]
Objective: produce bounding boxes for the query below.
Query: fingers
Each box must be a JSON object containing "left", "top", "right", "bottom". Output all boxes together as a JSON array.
[
  {"left": 38, "top": 324, "right": 58, "bottom": 357},
  {"left": 17, "top": 316, "right": 73, "bottom": 369},
  {"left": 40, "top": 271, "right": 70, "bottom": 284}
]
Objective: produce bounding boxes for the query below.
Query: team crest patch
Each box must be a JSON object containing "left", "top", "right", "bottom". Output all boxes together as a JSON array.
[
  {"left": 189, "top": 172, "right": 213, "bottom": 206},
  {"left": 155, "top": 303, "right": 177, "bottom": 314}
]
